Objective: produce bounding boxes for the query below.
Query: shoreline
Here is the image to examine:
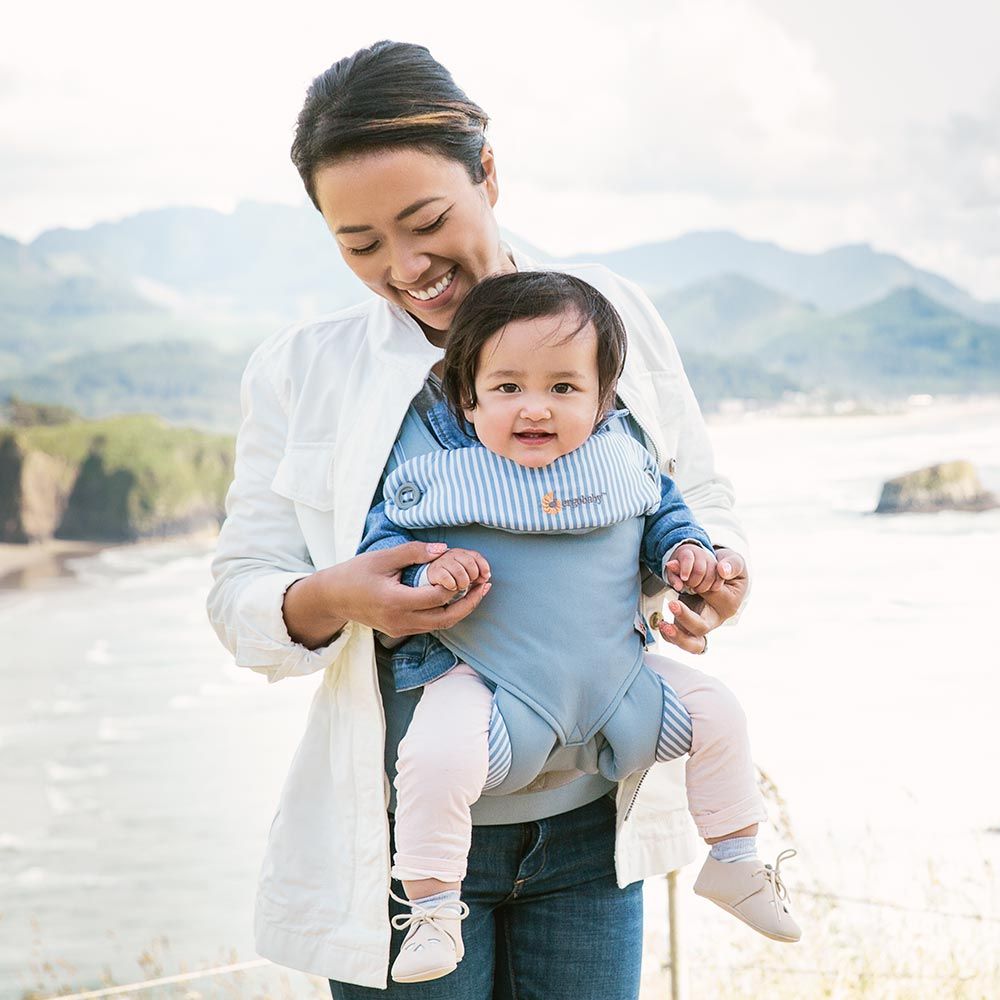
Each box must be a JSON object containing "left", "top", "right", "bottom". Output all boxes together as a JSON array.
[
  {"left": 0, "top": 530, "right": 219, "bottom": 591},
  {"left": 0, "top": 539, "right": 106, "bottom": 589}
]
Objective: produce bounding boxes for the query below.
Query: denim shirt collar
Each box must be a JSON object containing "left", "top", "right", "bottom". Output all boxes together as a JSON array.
[
  {"left": 424, "top": 401, "right": 631, "bottom": 451},
  {"left": 426, "top": 401, "right": 480, "bottom": 449}
]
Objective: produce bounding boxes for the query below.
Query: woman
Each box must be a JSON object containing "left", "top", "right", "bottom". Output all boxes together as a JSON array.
[{"left": 208, "top": 40, "right": 749, "bottom": 998}]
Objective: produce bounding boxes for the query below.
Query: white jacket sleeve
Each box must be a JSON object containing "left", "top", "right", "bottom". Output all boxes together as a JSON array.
[{"left": 206, "top": 345, "right": 355, "bottom": 683}]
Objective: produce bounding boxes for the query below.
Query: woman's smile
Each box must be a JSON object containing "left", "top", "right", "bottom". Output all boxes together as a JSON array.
[{"left": 396, "top": 265, "right": 460, "bottom": 312}]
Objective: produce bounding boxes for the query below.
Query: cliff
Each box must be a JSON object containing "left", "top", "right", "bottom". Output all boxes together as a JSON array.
[
  {"left": 0, "top": 415, "right": 234, "bottom": 543},
  {"left": 875, "top": 460, "right": 999, "bottom": 514}
]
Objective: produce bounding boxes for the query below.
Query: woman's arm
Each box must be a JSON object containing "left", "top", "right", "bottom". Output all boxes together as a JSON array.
[
  {"left": 207, "top": 344, "right": 490, "bottom": 677},
  {"left": 207, "top": 342, "right": 346, "bottom": 681}
]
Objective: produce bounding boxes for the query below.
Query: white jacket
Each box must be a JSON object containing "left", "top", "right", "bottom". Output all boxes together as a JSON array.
[{"left": 207, "top": 250, "right": 749, "bottom": 988}]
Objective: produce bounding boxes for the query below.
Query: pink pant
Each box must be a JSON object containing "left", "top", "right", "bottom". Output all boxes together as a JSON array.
[{"left": 392, "top": 652, "right": 767, "bottom": 883}]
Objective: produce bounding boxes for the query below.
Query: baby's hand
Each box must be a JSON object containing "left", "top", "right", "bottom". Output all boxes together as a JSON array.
[
  {"left": 425, "top": 548, "right": 491, "bottom": 592},
  {"left": 664, "top": 543, "right": 718, "bottom": 595}
]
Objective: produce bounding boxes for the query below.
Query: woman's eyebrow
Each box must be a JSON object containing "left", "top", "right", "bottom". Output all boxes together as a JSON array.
[
  {"left": 335, "top": 197, "right": 446, "bottom": 235},
  {"left": 396, "top": 196, "right": 446, "bottom": 221}
]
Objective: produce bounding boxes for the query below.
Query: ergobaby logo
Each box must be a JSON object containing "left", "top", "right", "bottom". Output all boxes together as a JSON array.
[{"left": 541, "top": 489, "right": 607, "bottom": 515}]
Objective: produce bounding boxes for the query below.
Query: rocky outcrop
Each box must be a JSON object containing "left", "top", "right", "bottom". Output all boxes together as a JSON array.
[
  {"left": 0, "top": 415, "right": 234, "bottom": 543},
  {"left": 0, "top": 440, "right": 79, "bottom": 542},
  {"left": 875, "top": 460, "right": 998, "bottom": 514}
]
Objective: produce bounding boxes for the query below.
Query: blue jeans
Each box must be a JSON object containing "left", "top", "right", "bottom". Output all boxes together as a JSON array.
[{"left": 329, "top": 795, "right": 643, "bottom": 999}]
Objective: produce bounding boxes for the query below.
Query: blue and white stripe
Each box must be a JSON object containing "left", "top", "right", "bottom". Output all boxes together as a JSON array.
[
  {"left": 483, "top": 699, "right": 512, "bottom": 791},
  {"left": 384, "top": 431, "right": 661, "bottom": 534},
  {"left": 656, "top": 676, "right": 694, "bottom": 761}
]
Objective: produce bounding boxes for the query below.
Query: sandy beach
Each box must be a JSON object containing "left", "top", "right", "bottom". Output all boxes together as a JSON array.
[
  {"left": 0, "top": 528, "right": 224, "bottom": 591},
  {"left": 0, "top": 539, "right": 107, "bottom": 589}
]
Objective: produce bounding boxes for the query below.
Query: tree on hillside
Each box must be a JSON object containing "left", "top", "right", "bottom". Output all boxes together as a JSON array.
[{"left": 3, "top": 394, "right": 80, "bottom": 427}]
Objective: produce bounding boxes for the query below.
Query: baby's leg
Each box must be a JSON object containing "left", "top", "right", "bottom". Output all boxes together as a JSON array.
[
  {"left": 393, "top": 662, "right": 495, "bottom": 896},
  {"left": 646, "top": 653, "right": 802, "bottom": 941},
  {"left": 644, "top": 651, "right": 767, "bottom": 842}
]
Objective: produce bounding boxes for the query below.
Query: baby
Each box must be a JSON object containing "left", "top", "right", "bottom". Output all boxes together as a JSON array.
[{"left": 358, "top": 271, "right": 800, "bottom": 984}]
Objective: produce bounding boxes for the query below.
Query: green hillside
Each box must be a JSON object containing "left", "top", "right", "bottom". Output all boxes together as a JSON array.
[
  {"left": 681, "top": 351, "right": 800, "bottom": 408},
  {"left": 0, "top": 413, "right": 235, "bottom": 543},
  {"left": 5, "top": 209, "right": 1000, "bottom": 418},
  {"left": 655, "top": 274, "right": 816, "bottom": 355},
  {"left": 0, "top": 340, "right": 249, "bottom": 432},
  {"left": 764, "top": 287, "right": 1000, "bottom": 393}
]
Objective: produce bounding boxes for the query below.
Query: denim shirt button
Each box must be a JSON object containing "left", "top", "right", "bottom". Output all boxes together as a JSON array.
[{"left": 394, "top": 482, "right": 422, "bottom": 508}]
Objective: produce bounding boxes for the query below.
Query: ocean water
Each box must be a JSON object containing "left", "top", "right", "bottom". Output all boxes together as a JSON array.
[{"left": 1, "top": 398, "right": 998, "bottom": 999}]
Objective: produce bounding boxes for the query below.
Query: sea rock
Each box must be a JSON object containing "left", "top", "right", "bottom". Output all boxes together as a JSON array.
[{"left": 875, "top": 460, "right": 998, "bottom": 514}]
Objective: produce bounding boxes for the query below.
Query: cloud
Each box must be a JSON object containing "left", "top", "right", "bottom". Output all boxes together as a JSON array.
[
  {"left": 1, "top": 0, "right": 999, "bottom": 299},
  {"left": 485, "top": 0, "right": 854, "bottom": 199},
  {"left": 942, "top": 97, "right": 1000, "bottom": 211}
]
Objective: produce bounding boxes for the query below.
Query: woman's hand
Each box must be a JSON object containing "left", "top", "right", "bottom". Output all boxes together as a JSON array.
[
  {"left": 283, "top": 542, "right": 491, "bottom": 649},
  {"left": 657, "top": 547, "right": 748, "bottom": 654}
]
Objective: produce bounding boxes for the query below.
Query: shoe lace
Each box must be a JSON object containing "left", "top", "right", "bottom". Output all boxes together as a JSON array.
[
  {"left": 753, "top": 849, "right": 797, "bottom": 922},
  {"left": 389, "top": 889, "right": 470, "bottom": 947}
]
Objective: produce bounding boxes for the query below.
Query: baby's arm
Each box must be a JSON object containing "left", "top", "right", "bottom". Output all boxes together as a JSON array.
[
  {"left": 359, "top": 502, "right": 490, "bottom": 592},
  {"left": 641, "top": 471, "right": 718, "bottom": 594}
]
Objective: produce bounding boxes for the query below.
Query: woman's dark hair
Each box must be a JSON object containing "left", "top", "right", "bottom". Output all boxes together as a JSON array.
[
  {"left": 291, "top": 41, "right": 489, "bottom": 209},
  {"left": 442, "top": 272, "right": 629, "bottom": 421}
]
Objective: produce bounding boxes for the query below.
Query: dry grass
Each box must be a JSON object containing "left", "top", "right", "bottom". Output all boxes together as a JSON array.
[
  {"left": 20, "top": 891, "right": 1000, "bottom": 1000},
  {"left": 640, "top": 853, "right": 1000, "bottom": 999}
]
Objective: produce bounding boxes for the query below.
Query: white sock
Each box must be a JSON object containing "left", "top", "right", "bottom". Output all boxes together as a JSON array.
[
  {"left": 409, "top": 889, "right": 463, "bottom": 913},
  {"left": 710, "top": 835, "right": 758, "bottom": 863}
]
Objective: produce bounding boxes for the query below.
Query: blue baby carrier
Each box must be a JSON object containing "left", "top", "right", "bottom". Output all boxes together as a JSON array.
[{"left": 385, "top": 407, "right": 668, "bottom": 795}]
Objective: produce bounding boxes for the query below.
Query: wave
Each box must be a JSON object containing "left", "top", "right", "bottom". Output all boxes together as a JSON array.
[
  {"left": 97, "top": 717, "right": 146, "bottom": 743},
  {"left": 44, "top": 762, "right": 110, "bottom": 783},
  {"left": 85, "top": 639, "right": 114, "bottom": 665},
  {"left": 1, "top": 867, "right": 120, "bottom": 890}
]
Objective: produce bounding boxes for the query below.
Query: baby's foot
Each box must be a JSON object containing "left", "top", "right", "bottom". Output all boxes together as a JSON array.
[
  {"left": 390, "top": 889, "right": 470, "bottom": 983},
  {"left": 693, "top": 848, "right": 801, "bottom": 943}
]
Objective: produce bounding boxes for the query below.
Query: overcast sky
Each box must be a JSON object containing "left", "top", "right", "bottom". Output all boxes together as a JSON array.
[{"left": 3, "top": 0, "right": 999, "bottom": 298}]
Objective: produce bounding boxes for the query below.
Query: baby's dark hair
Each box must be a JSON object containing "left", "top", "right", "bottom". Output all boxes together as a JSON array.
[{"left": 442, "top": 271, "right": 628, "bottom": 419}]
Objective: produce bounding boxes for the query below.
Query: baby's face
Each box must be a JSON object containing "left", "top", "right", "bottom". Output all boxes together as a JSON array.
[{"left": 463, "top": 311, "right": 602, "bottom": 468}]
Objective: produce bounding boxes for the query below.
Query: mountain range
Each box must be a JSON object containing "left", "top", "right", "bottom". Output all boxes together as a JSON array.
[{"left": 2, "top": 202, "right": 999, "bottom": 430}]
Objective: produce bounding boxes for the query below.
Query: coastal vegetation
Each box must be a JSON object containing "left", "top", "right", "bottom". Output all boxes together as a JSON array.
[{"left": 0, "top": 405, "right": 234, "bottom": 543}]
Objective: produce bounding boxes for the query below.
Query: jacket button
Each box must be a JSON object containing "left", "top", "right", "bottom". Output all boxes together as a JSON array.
[{"left": 394, "top": 482, "right": 421, "bottom": 509}]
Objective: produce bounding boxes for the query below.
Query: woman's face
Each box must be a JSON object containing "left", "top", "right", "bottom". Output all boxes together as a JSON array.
[{"left": 313, "top": 146, "right": 515, "bottom": 345}]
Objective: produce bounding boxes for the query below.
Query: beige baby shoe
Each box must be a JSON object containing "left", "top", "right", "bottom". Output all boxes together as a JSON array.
[
  {"left": 390, "top": 890, "right": 471, "bottom": 983},
  {"left": 693, "top": 848, "right": 802, "bottom": 943}
]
